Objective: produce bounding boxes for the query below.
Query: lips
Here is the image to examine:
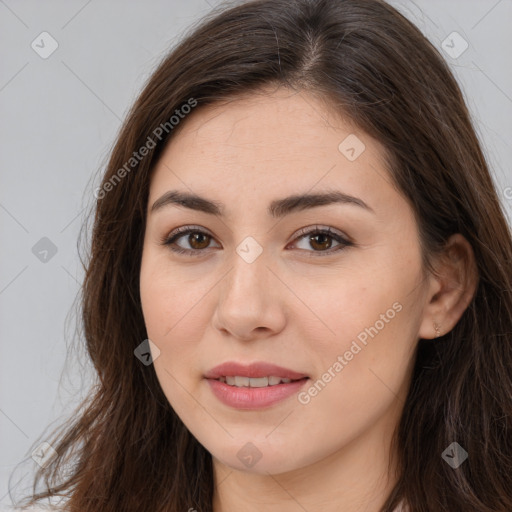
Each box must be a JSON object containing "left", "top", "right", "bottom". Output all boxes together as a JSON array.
[
  {"left": 204, "top": 362, "right": 310, "bottom": 409},
  {"left": 204, "top": 361, "right": 309, "bottom": 381}
]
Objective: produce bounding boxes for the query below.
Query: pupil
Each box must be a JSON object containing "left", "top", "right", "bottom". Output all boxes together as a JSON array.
[
  {"left": 311, "top": 234, "right": 331, "bottom": 250},
  {"left": 191, "top": 233, "right": 209, "bottom": 249}
]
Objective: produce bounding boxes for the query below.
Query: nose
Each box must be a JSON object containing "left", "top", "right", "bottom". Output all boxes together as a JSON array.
[{"left": 211, "top": 247, "right": 286, "bottom": 341}]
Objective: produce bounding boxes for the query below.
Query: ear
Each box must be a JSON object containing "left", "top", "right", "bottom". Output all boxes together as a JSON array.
[{"left": 418, "top": 233, "right": 479, "bottom": 340}]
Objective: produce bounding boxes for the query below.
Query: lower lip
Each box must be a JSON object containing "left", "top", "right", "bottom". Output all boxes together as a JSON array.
[{"left": 206, "top": 378, "right": 309, "bottom": 409}]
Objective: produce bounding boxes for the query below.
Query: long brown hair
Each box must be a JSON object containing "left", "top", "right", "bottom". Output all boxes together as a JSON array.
[{"left": 13, "top": 0, "right": 512, "bottom": 510}]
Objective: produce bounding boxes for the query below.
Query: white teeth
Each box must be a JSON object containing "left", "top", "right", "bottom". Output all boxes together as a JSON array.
[
  {"left": 247, "top": 377, "right": 269, "bottom": 388},
  {"left": 219, "top": 376, "right": 295, "bottom": 387},
  {"left": 268, "top": 376, "right": 282, "bottom": 385},
  {"left": 234, "top": 376, "right": 250, "bottom": 387}
]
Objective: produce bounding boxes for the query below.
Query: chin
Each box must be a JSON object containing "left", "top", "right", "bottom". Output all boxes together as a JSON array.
[{"left": 208, "top": 439, "right": 314, "bottom": 476}]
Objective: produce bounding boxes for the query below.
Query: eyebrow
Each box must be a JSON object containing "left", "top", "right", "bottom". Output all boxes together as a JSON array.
[{"left": 150, "top": 189, "right": 374, "bottom": 218}]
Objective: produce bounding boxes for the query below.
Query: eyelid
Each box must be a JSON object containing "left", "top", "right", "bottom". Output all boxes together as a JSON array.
[
  {"left": 286, "top": 225, "right": 352, "bottom": 257},
  {"left": 160, "top": 224, "right": 352, "bottom": 257},
  {"left": 290, "top": 224, "right": 350, "bottom": 244},
  {"left": 158, "top": 225, "right": 220, "bottom": 256}
]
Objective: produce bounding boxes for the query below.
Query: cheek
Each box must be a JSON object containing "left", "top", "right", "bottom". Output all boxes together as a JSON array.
[
  {"left": 140, "top": 251, "right": 208, "bottom": 340},
  {"left": 139, "top": 260, "right": 202, "bottom": 412},
  {"left": 139, "top": 254, "right": 216, "bottom": 404},
  {"left": 298, "top": 256, "right": 421, "bottom": 394},
  {"left": 299, "top": 270, "right": 400, "bottom": 349},
  {"left": 292, "top": 294, "right": 413, "bottom": 448}
]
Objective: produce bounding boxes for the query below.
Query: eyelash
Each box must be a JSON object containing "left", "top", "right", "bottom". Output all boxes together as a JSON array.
[{"left": 159, "top": 224, "right": 353, "bottom": 258}]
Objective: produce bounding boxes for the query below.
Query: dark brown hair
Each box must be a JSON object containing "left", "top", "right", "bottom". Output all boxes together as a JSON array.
[{"left": 13, "top": 0, "right": 512, "bottom": 510}]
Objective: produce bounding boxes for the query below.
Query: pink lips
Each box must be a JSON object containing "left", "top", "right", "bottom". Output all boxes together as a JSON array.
[
  {"left": 204, "top": 361, "right": 309, "bottom": 409},
  {"left": 204, "top": 361, "right": 308, "bottom": 380}
]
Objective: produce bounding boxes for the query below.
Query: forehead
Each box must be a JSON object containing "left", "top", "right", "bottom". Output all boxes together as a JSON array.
[
  {"left": 148, "top": 87, "right": 395, "bottom": 215},
  {"left": 161, "top": 88, "right": 367, "bottom": 162}
]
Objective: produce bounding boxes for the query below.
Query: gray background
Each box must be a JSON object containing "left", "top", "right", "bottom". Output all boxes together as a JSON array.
[{"left": 1, "top": 0, "right": 511, "bottom": 508}]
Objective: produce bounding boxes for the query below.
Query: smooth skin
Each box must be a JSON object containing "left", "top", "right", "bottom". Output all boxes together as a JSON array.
[{"left": 139, "top": 86, "right": 478, "bottom": 512}]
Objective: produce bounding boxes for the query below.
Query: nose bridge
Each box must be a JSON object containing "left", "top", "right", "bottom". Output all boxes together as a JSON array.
[{"left": 223, "top": 238, "right": 269, "bottom": 303}]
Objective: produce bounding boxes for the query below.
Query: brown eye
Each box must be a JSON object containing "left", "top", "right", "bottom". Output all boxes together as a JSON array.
[
  {"left": 160, "top": 226, "right": 219, "bottom": 256},
  {"left": 289, "top": 225, "right": 352, "bottom": 256},
  {"left": 161, "top": 225, "right": 352, "bottom": 258},
  {"left": 187, "top": 232, "right": 211, "bottom": 250},
  {"left": 308, "top": 232, "right": 334, "bottom": 251}
]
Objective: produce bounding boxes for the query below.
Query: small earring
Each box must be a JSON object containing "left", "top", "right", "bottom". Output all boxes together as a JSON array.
[{"left": 434, "top": 322, "right": 441, "bottom": 338}]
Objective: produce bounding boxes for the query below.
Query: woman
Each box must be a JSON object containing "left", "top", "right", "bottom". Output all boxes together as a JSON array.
[{"left": 12, "top": 0, "right": 512, "bottom": 510}]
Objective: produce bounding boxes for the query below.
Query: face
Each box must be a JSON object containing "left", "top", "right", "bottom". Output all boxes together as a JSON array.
[{"left": 139, "top": 86, "right": 431, "bottom": 476}]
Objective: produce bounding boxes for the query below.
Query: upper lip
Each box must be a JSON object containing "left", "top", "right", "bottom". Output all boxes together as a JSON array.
[{"left": 204, "top": 361, "right": 309, "bottom": 380}]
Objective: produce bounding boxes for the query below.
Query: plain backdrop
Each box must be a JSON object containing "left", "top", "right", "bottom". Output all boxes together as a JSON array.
[{"left": 1, "top": 0, "right": 511, "bottom": 508}]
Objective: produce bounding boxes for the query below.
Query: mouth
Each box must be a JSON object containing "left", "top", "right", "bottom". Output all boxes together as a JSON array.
[
  {"left": 215, "top": 375, "right": 308, "bottom": 387},
  {"left": 204, "top": 361, "right": 310, "bottom": 409},
  {"left": 204, "top": 360, "right": 309, "bottom": 381}
]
